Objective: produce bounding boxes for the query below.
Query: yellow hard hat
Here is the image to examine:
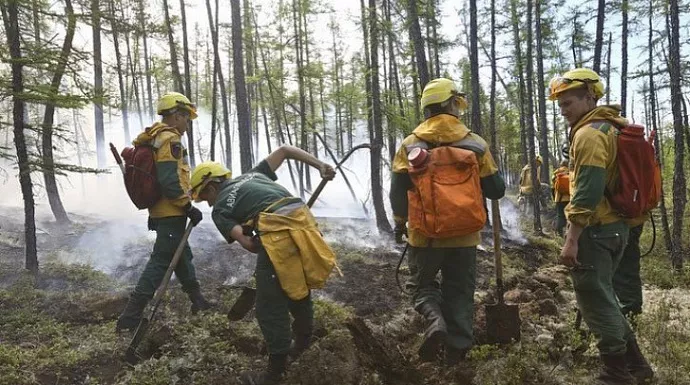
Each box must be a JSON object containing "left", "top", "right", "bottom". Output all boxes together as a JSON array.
[
  {"left": 420, "top": 78, "right": 468, "bottom": 111},
  {"left": 548, "top": 68, "right": 605, "bottom": 101},
  {"left": 157, "top": 92, "right": 198, "bottom": 120},
  {"left": 189, "top": 161, "right": 231, "bottom": 201}
]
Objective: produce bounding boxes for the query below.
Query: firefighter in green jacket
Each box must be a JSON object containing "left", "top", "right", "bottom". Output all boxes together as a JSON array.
[
  {"left": 390, "top": 78, "right": 505, "bottom": 365},
  {"left": 550, "top": 68, "right": 653, "bottom": 384},
  {"left": 189, "top": 146, "right": 335, "bottom": 385},
  {"left": 116, "top": 92, "right": 212, "bottom": 332}
]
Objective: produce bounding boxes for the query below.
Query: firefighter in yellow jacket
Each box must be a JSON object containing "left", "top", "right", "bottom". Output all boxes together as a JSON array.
[
  {"left": 117, "top": 92, "right": 211, "bottom": 332},
  {"left": 189, "top": 146, "right": 335, "bottom": 385},
  {"left": 390, "top": 78, "right": 505, "bottom": 365},
  {"left": 552, "top": 160, "right": 570, "bottom": 236},
  {"left": 550, "top": 68, "right": 653, "bottom": 384}
]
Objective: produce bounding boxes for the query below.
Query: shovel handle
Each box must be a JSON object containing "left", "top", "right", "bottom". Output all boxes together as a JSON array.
[
  {"left": 491, "top": 200, "right": 504, "bottom": 303},
  {"left": 109, "top": 142, "right": 126, "bottom": 175},
  {"left": 306, "top": 178, "right": 328, "bottom": 208}
]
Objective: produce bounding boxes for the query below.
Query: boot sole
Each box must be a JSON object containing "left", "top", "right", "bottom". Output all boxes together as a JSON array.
[{"left": 418, "top": 330, "right": 447, "bottom": 362}]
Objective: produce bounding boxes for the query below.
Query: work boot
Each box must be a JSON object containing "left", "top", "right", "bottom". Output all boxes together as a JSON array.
[
  {"left": 188, "top": 288, "right": 215, "bottom": 315},
  {"left": 597, "top": 354, "right": 635, "bottom": 385},
  {"left": 288, "top": 317, "right": 313, "bottom": 360},
  {"left": 116, "top": 295, "right": 148, "bottom": 333},
  {"left": 240, "top": 354, "right": 287, "bottom": 385},
  {"left": 417, "top": 302, "right": 448, "bottom": 362},
  {"left": 625, "top": 338, "right": 654, "bottom": 384},
  {"left": 444, "top": 346, "right": 469, "bottom": 367}
]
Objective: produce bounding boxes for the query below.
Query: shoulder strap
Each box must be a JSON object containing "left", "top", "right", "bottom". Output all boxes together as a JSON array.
[{"left": 406, "top": 135, "right": 487, "bottom": 156}]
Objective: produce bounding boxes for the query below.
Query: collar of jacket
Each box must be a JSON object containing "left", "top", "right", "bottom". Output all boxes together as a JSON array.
[
  {"left": 568, "top": 105, "right": 628, "bottom": 143},
  {"left": 412, "top": 113, "right": 470, "bottom": 144},
  {"left": 132, "top": 122, "right": 180, "bottom": 146}
]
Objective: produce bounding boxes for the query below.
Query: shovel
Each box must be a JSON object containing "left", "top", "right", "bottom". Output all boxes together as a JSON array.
[
  {"left": 227, "top": 144, "right": 369, "bottom": 321},
  {"left": 485, "top": 199, "right": 521, "bottom": 344},
  {"left": 125, "top": 222, "right": 194, "bottom": 363}
]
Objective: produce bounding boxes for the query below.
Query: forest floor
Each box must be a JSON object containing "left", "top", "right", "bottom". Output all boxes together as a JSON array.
[{"left": 1, "top": 201, "right": 690, "bottom": 385}]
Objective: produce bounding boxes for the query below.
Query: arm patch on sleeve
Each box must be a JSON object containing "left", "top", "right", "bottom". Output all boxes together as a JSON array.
[{"left": 171, "top": 142, "right": 183, "bottom": 159}]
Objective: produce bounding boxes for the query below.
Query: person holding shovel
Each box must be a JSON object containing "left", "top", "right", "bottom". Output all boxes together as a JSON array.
[
  {"left": 549, "top": 68, "right": 654, "bottom": 384},
  {"left": 116, "top": 92, "right": 212, "bottom": 333},
  {"left": 389, "top": 78, "right": 505, "bottom": 365},
  {"left": 189, "top": 145, "right": 336, "bottom": 385}
]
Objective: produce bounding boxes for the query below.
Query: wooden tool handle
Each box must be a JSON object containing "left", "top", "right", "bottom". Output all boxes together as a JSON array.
[{"left": 491, "top": 199, "right": 505, "bottom": 303}]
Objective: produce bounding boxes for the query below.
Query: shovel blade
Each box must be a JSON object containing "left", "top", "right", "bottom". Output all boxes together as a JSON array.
[
  {"left": 227, "top": 287, "right": 257, "bottom": 321},
  {"left": 125, "top": 317, "right": 150, "bottom": 364},
  {"left": 485, "top": 302, "right": 521, "bottom": 344}
]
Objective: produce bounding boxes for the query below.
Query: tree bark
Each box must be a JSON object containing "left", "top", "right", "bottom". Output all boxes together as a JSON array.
[
  {"left": 42, "top": 0, "right": 76, "bottom": 225},
  {"left": 180, "top": 0, "right": 196, "bottom": 167},
  {"left": 510, "top": 0, "right": 528, "bottom": 165},
  {"left": 668, "top": 0, "right": 685, "bottom": 270},
  {"left": 468, "top": 0, "right": 482, "bottom": 136},
  {"left": 621, "top": 0, "right": 629, "bottom": 117},
  {"left": 92, "top": 0, "right": 106, "bottom": 168},
  {"left": 162, "top": 0, "right": 184, "bottom": 93},
  {"left": 525, "top": 0, "right": 542, "bottom": 232},
  {"left": 406, "top": 0, "right": 429, "bottom": 88},
  {"left": 231, "top": 0, "right": 253, "bottom": 173},
  {"left": 137, "top": 0, "right": 154, "bottom": 120},
  {"left": 535, "top": 0, "right": 549, "bottom": 182},
  {"left": 368, "top": 0, "right": 392, "bottom": 232},
  {"left": 293, "top": 0, "right": 308, "bottom": 197},
  {"left": 110, "top": 0, "right": 130, "bottom": 145},
  {"left": 592, "top": 0, "right": 605, "bottom": 73},
  {"left": 1, "top": 0, "right": 38, "bottom": 274},
  {"left": 605, "top": 31, "right": 612, "bottom": 104}
]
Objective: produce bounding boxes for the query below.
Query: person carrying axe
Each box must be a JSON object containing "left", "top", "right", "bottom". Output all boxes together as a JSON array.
[
  {"left": 116, "top": 92, "right": 212, "bottom": 333},
  {"left": 389, "top": 78, "right": 505, "bottom": 365},
  {"left": 189, "top": 145, "right": 336, "bottom": 385}
]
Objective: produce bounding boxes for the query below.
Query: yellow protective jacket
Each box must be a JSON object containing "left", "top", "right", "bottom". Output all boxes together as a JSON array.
[
  {"left": 257, "top": 202, "right": 337, "bottom": 301},
  {"left": 552, "top": 166, "right": 570, "bottom": 203},
  {"left": 519, "top": 164, "right": 541, "bottom": 195},
  {"left": 389, "top": 113, "right": 505, "bottom": 248},
  {"left": 133, "top": 122, "right": 191, "bottom": 218},
  {"left": 565, "top": 105, "right": 626, "bottom": 227}
]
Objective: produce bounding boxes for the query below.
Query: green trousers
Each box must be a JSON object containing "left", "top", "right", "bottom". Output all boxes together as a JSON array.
[
  {"left": 571, "top": 221, "right": 633, "bottom": 355},
  {"left": 612, "top": 224, "right": 644, "bottom": 317},
  {"left": 555, "top": 202, "right": 568, "bottom": 236},
  {"left": 255, "top": 246, "right": 314, "bottom": 355},
  {"left": 409, "top": 246, "right": 476, "bottom": 351},
  {"left": 133, "top": 216, "right": 199, "bottom": 299}
]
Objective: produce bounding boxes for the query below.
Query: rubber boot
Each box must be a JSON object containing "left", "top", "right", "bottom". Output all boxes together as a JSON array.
[
  {"left": 625, "top": 338, "right": 654, "bottom": 384},
  {"left": 188, "top": 288, "right": 215, "bottom": 315},
  {"left": 240, "top": 354, "right": 287, "bottom": 385},
  {"left": 597, "top": 354, "right": 635, "bottom": 385},
  {"left": 288, "top": 318, "right": 313, "bottom": 361},
  {"left": 417, "top": 302, "right": 448, "bottom": 362},
  {"left": 116, "top": 295, "right": 148, "bottom": 332}
]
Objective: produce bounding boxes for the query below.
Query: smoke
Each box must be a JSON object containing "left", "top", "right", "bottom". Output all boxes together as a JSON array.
[{"left": 489, "top": 197, "right": 528, "bottom": 245}]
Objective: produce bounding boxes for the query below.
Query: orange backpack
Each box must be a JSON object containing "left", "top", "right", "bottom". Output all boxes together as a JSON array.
[
  {"left": 554, "top": 171, "right": 570, "bottom": 196},
  {"left": 406, "top": 138, "right": 486, "bottom": 238}
]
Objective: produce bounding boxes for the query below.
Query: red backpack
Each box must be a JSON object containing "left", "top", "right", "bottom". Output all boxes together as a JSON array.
[
  {"left": 608, "top": 123, "right": 661, "bottom": 218},
  {"left": 120, "top": 145, "right": 161, "bottom": 209}
]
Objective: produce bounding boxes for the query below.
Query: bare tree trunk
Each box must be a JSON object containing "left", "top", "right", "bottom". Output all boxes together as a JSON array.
[
  {"left": 525, "top": 0, "right": 542, "bottom": 232},
  {"left": 1, "top": 0, "right": 38, "bottom": 274},
  {"left": 489, "top": 0, "right": 497, "bottom": 155},
  {"left": 406, "top": 0, "right": 429, "bottom": 88},
  {"left": 180, "top": 0, "right": 196, "bottom": 167},
  {"left": 124, "top": 28, "right": 144, "bottom": 129},
  {"left": 162, "top": 0, "right": 184, "bottom": 93},
  {"left": 367, "top": 0, "right": 391, "bottom": 232},
  {"left": 535, "top": 0, "right": 550, "bottom": 182},
  {"left": 511, "top": 0, "right": 528, "bottom": 165},
  {"left": 92, "top": 0, "right": 106, "bottom": 168},
  {"left": 668, "top": 0, "right": 685, "bottom": 270},
  {"left": 621, "top": 0, "right": 629, "bottom": 116},
  {"left": 293, "top": 0, "right": 307, "bottom": 197},
  {"left": 592, "top": 0, "right": 605, "bottom": 73},
  {"left": 605, "top": 31, "right": 612, "bottom": 104},
  {"left": 138, "top": 0, "right": 154, "bottom": 120},
  {"left": 110, "top": 0, "right": 129, "bottom": 144},
  {"left": 468, "top": 0, "right": 482, "bottom": 136},
  {"left": 42, "top": 0, "right": 76, "bottom": 225},
  {"left": 231, "top": 0, "right": 253, "bottom": 172}
]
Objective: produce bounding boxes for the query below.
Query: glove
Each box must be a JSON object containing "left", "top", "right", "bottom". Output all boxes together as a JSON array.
[
  {"left": 185, "top": 203, "right": 203, "bottom": 226},
  {"left": 394, "top": 223, "right": 407, "bottom": 244}
]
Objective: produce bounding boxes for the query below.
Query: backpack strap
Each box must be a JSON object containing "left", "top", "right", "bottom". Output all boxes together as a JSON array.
[{"left": 405, "top": 134, "right": 487, "bottom": 156}]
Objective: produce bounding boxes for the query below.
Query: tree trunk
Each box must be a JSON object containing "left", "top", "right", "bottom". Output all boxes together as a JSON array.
[
  {"left": 510, "top": 0, "right": 528, "bottom": 165},
  {"left": 180, "top": 0, "right": 196, "bottom": 167},
  {"left": 302, "top": 6, "right": 316, "bottom": 189},
  {"left": 489, "top": 0, "right": 496, "bottom": 155},
  {"left": 124, "top": 27, "right": 144, "bottom": 130},
  {"left": 647, "top": 2, "right": 672, "bottom": 256},
  {"left": 592, "top": 0, "right": 605, "bottom": 73},
  {"left": 293, "top": 0, "right": 308, "bottom": 197},
  {"left": 162, "top": 0, "right": 184, "bottom": 93},
  {"left": 621, "top": 0, "right": 629, "bottom": 117},
  {"left": 406, "top": 0, "right": 429, "bottom": 88},
  {"left": 525, "top": 0, "right": 542, "bottom": 232},
  {"left": 42, "top": 0, "right": 76, "bottom": 225},
  {"left": 368, "top": 0, "right": 391, "bottom": 232},
  {"left": 535, "top": 0, "right": 549, "bottom": 182},
  {"left": 138, "top": 0, "right": 154, "bottom": 120},
  {"left": 110, "top": 0, "right": 130, "bottom": 144},
  {"left": 468, "top": 0, "right": 482, "bottom": 136},
  {"left": 1, "top": 0, "right": 38, "bottom": 274},
  {"left": 668, "top": 0, "right": 685, "bottom": 270},
  {"left": 92, "top": 0, "right": 106, "bottom": 168},
  {"left": 231, "top": 0, "right": 253, "bottom": 173},
  {"left": 605, "top": 31, "right": 612, "bottom": 104}
]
